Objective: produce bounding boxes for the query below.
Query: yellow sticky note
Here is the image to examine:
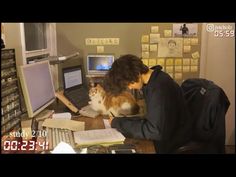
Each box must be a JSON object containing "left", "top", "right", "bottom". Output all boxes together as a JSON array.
[
  {"left": 164, "top": 30, "right": 172, "bottom": 37},
  {"left": 148, "top": 59, "right": 156, "bottom": 66},
  {"left": 175, "top": 73, "right": 182, "bottom": 80},
  {"left": 151, "top": 26, "right": 159, "bottom": 33},
  {"left": 175, "top": 66, "right": 182, "bottom": 72},
  {"left": 183, "top": 58, "right": 190, "bottom": 65},
  {"left": 150, "top": 44, "right": 157, "bottom": 52},
  {"left": 141, "top": 35, "right": 149, "bottom": 43},
  {"left": 191, "top": 58, "right": 198, "bottom": 66},
  {"left": 142, "top": 59, "right": 149, "bottom": 66},
  {"left": 157, "top": 58, "right": 165, "bottom": 66},
  {"left": 166, "top": 66, "right": 174, "bottom": 72},
  {"left": 191, "top": 66, "right": 198, "bottom": 72},
  {"left": 184, "top": 45, "right": 191, "bottom": 53},
  {"left": 142, "top": 52, "right": 149, "bottom": 58},
  {"left": 191, "top": 38, "right": 198, "bottom": 45},
  {"left": 166, "top": 58, "right": 174, "bottom": 66},
  {"left": 142, "top": 44, "right": 149, "bottom": 51},
  {"left": 175, "top": 58, "right": 182, "bottom": 65},
  {"left": 183, "top": 66, "right": 190, "bottom": 72},
  {"left": 192, "top": 51, "right": 200, "bottom": 59},
  {"left": 97, "top": 46, "right": 104, "bottom": 53},
  {"left": 184, "top": 38, "right": 191, "bottom": 45},
  {"left": 150, "top": 34, "right": 160, "bottom": 43}
]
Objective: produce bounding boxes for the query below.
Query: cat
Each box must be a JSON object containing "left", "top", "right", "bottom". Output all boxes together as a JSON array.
[{"left": 88, "top": 84, "right": 140, "bottom": 117}]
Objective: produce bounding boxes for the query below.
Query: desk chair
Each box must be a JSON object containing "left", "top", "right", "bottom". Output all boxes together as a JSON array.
[{"left": 176, "top": 78, "right": 230, "bottom": 154}]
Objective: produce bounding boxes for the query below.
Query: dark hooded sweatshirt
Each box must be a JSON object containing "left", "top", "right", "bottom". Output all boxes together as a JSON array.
[{"left": 111, "top": 65, "right": 193, "bottom": 153}]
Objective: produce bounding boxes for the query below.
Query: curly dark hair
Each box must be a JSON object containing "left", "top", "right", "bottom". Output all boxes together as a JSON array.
[{"left": 103, "top": 54, "right": 149, "bottom": 95}]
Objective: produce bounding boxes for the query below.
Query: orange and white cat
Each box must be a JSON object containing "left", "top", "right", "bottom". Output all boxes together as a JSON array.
[{"left": 88, "top": 84, "right": 139, "bottom": 117}]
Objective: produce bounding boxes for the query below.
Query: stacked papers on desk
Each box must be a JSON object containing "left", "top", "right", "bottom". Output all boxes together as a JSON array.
[{"left": 73, "top": 128, "right": 125, "bottom": 146}]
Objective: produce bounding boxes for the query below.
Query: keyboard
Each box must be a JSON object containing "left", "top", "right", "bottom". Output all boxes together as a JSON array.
[{"left": 46, "top": 127, "right": 75, "bottom": 150}]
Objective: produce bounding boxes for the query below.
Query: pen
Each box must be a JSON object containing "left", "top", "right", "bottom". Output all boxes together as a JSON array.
[{"left": 110, "top": 111, "right": 115, "bottom": 118}]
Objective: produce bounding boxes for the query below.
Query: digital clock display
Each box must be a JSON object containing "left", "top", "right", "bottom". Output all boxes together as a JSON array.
[{"left": 3, "top": 140, "right": 49, "bottom": 151}]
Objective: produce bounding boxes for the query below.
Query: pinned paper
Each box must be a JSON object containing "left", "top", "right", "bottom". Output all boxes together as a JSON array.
[
  {"left": 166, "top": 58, "right": 174, "bottom": 66},
  {"left": 191, "top": 66, "right": 198, "bottom": 72},
  {"left": 175, "top": 73, "right": 182, "bottom": 80},
  {"left": 151, "top": 26, "right": 159, "bottom": 33},
  {"left": 192, "top": 51, "right": 200, "bottom": 59},
  {"left": 183, "top": 66, "right": 190, "bottom": 72},
  {"left": 142, "top": 44, "right": 149, "bottom": 51},
  {"left": 175, "top": 66, "right": 182, "bottom": 72},
  {"left": 191, "top": 38, "right": 199, "bottom": 45},
  {"left": 191, "top": 58, "right": 198, "bottom": 65},
  {"left": 142, "top": 52, "right": 149, "bottom": 58},
  {"left": 183, "top": 58, "right": 190, "bottom": 65},
  {"left": 157, "top": 58, "right": 165, "bottom": 67},
  {"left": 97, "top": 46, "right": 104, "bottom": 53},
  {"left": 184, "top": 45, "right": 191, "bottom": 53},
  {"left": 150, "top": 33, "right": 160, "bottom": 43},
  {"left": 184, "top": 38, "right": 191, "bottom": 45},
  {"left": 150, "top": 44, "right": 157, "bottom": 52},
  {"left": 166, "top": 66, "right": 174, "bottom": 72},
  {"left": 142, "top": 59, "right": 149, "bottom": 66},
  {"left": 149, "top": 59, "right": 156, "bottom": 66},
  {"left": 164, "top": 30, "right": 172, "bottom": 37},
  {"left": 141, "top": 35, "right": 149, "bottom": 43},
  {"left": 175, "top": 58, "right": 182, "bottom": 65}
]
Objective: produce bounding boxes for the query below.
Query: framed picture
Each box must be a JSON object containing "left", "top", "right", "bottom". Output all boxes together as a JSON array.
[{"left": 173, "top": 23, "right": 198, "bottom": 37}]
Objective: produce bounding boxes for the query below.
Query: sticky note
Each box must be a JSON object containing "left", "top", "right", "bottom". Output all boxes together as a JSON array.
[
  {"left": 166, "top": 58, "right": 174, "bottom": 66},
  {"left": 174, "top": 73, "right": 182, "bottom": 80},
  {"left": 191, "top": 58, "right": 198, "bottom": 66},
  {"left": 142, "top": 44, "right": 149, "bottom": 51},
  {"left": 175, "top": 58, "right": 182, "bottom": 65},
  {"left": 183, "top": 66, "right": 190, "bottom": 72},
  {"left": 191, "top": 66, "right": 198, "bottom": 72},
  {"left": 157, "top": 58, "right": 165, "bottom": 66},
  {"left": 142, "top": 59, "right": 149, "bottom": 66},
  {"left": 141, "top": 35, "right": 149, "bottom": 43},
  {"left": 164, "top": 30, "right": 172, "bottom": 37},
  {"left": 183, "top": 58, "right": 190, "bottom": 65},
  {"left": 150, "top": 34, "right": 160, "bottom": 43},
  {"left": 150, "top": 44, "right": 157, "bottom": 52},
  {"left": 166, "top": 66, "right": 174, "bottom": 72},
  {"left": 142, "top": 52, "right": 149, "bottom": 58},
  {"left": 192, "top": 51, "right": 200, "bottom": 59},
  {"left": 191, "top": 38, "right": 198, "bottom": 45},
  {"left": 151, "top": 26, "right": 159, "bottom": 33},
  {"left": 184, "top": 45, "right": 191, "bottom": 53},
  {"left": 148, "top": 59, "right": 156, "bottom": 66},
  {"left": 97, "top": 46, "right": 104, "bottom": 53},
  {"left": 184, "top": 38, "right": 191, "bottom": 45},
  {"left": 175, "top": 66, "right": 182, "bottom": 72}
]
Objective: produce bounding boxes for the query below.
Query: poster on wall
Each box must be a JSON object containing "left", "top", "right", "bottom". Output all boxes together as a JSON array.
[
  {"left": 158, "top": 38, "right": 183, "bottom": 57},
  {"left": 173, "top": 23, "right": 198, "bottom": 37}
]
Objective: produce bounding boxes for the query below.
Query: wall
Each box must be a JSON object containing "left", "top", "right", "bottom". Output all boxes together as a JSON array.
[
  {"left": 200, "top": 23, "right": 235, "bottom": 145},
  {"left": 56, "top": 23, "right": 202, "bottom": 87}
]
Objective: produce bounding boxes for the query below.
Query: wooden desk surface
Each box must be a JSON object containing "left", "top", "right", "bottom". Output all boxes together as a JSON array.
[{"left": 72, "top": 115, "right": 156, "bottom": 153}]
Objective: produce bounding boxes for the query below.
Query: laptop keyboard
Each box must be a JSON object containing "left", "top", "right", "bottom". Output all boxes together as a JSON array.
[{"left": 64, "top": 88, "right": 90, "bottom": 109}]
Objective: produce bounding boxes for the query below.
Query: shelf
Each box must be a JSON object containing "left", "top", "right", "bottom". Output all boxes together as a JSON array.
[{"left": 1, "top": 97, "right": 20, "bottom": 107}]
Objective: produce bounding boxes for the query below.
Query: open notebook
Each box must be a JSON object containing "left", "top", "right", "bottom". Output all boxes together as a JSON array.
[{"left": 73, "top": 128, "right": 125, "bottom": 147}]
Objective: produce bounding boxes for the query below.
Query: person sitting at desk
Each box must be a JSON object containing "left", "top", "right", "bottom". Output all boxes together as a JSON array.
[{"left": 103, "top": 54, "right": 193, "bottom": 153}]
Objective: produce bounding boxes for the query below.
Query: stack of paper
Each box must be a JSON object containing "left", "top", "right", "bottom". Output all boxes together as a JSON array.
[{"left": 73, "top": 128, "right": 125, "bottom": 146}]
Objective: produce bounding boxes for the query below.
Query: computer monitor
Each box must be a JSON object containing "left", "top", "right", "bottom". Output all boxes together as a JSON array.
[
  {"left": 87, "top": 55, "right": 114, "bottom": 74},
  {"left": 18, "top": 61, "right": 55, "bottom": 118}
]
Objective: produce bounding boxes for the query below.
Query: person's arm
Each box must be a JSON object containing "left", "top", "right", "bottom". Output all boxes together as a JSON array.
[{"left": 111, "top": 86, "right": 164, "bottom": 141}]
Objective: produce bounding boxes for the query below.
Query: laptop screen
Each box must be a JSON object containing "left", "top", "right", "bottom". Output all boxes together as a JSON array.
[{"left": 63, "top": 65, "right": 83, "bottom": 90}]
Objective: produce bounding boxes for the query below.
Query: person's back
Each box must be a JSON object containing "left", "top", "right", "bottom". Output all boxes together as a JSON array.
[{"left": 143, "top": 66, "right": 192, "bottom": 153}]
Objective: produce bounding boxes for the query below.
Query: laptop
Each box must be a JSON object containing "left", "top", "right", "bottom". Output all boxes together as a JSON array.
[{"left": 62, "top": 65, "right": 90, "bottom": 110}]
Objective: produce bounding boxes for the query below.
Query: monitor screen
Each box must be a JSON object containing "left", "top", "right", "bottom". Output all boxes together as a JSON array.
[
  {"left": 63, "top": 65, "right": 83, "bottom": 90},
  {"left": 18, "top": 61, "right": 55, "bottom": 118},
  {"left": 87, "top": 55, "right": 114, "bottom": 74}
]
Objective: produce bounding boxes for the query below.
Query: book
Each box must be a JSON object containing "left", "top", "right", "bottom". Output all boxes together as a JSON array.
[{"left": 73, "top": 128, "right": 125, "bottom": 147}]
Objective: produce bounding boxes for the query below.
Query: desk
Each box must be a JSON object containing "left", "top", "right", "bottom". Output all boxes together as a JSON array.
[{"left": 72, "top": 115, "right": 156, "bottom": 153}]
